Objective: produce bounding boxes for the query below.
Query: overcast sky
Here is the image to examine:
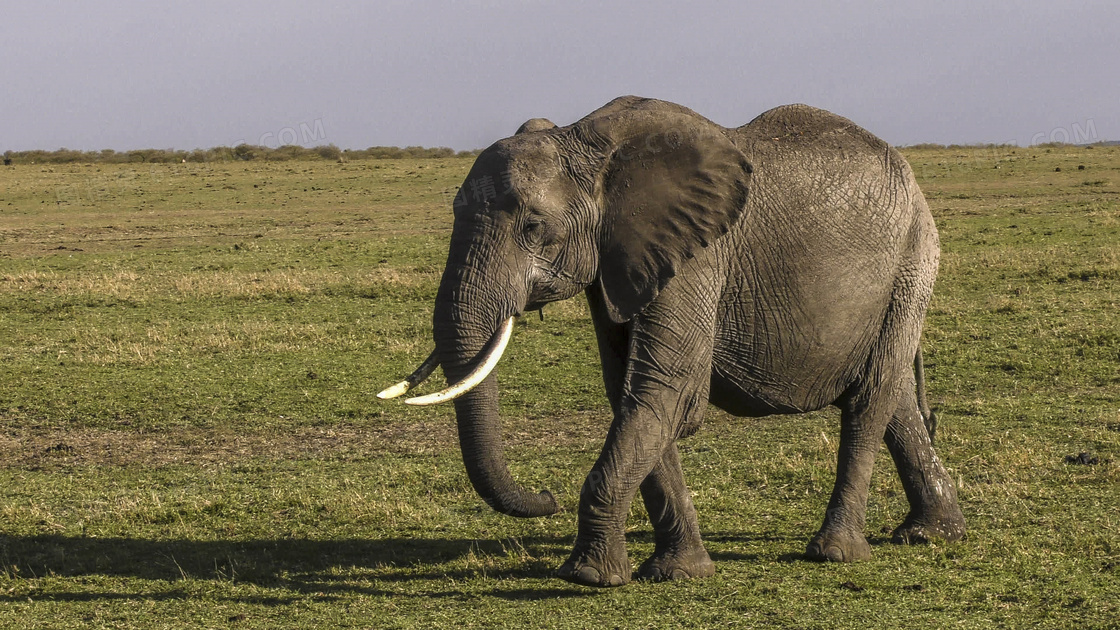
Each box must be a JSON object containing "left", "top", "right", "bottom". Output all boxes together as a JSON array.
[{"left": 3, "top": 1, "right": 1117, "bottom": 152}]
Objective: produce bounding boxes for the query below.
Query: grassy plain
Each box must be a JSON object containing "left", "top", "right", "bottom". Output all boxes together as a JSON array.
[{"left": 0, "top": 146, "right": 1117, "bottom": 628}]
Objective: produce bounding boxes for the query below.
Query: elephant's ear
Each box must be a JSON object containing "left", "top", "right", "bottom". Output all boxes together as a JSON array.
[
  {"left": 589, "top": 104, "right": 752, "bottom": 323},
  {"left": 515, "top": 118, "right": 557, "bottom": 135}
]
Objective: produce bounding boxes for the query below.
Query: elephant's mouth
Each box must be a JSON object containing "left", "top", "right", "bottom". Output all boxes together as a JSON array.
[
  {"left": 524, "top": 299, "right": 549, "bottom": 313},
  {"left": 378, "top": 316, "right": 516, "bottom": 405},
  {"left": 527, "top": 263, "right": 590, "bottom": 310}
]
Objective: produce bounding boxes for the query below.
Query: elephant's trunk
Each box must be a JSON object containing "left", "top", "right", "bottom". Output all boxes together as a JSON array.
[
  {"left": 450, "top": 373, "right": 559, "bottom": 517},
  {"left": 432, "top": 251, "right": 559, "bottom": 518}
]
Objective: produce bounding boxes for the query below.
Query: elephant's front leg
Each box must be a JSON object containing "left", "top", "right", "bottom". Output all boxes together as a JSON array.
[
  {"left": 560, "top": 437, "right": 713, "bottom": 587},
  {"left": 637, "top": 442, "right": 714, "bottom": 581},
  {"left": 560, "top": 305, "right": 715, "bottom": 586},
  {"left": 557, "top": 403, "right": 671, "bottom": 587}
]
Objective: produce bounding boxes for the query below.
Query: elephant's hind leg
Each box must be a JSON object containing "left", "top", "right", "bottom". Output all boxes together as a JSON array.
[
  {"left": 884, "top": 375, "right": 966, "bottom": 544},
  {"left": 807, "top": 211, "right": 942, "bottom": 562},
  {"left": 805, "top": 395, "right": 892, "bottom": 562},
  {"left": 637, "top": 442, "right": 714, "bottom": 581}
]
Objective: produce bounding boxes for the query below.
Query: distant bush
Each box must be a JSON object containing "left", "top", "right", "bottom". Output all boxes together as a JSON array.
[
  {"left": 315, "top": 144, "right": 342, "bottom": 161},
  {"left": 342, "top": 146, "right": 472, "bottom": 160},
  {"left": 0, "top": 144, "right": 481, "bottom": 165},
  {"left": 232, "top": 144, "right": 258, "bottom": 161}
]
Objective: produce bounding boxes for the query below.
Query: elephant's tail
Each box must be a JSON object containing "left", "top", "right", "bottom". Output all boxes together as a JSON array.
[{"left": 915, "top": 347, "right": 937, "bottom": 444}]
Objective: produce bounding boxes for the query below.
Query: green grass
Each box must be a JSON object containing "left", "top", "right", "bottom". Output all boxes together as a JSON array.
[{"left": 1, "top": 148, "right": 1118, "bottom": 628}]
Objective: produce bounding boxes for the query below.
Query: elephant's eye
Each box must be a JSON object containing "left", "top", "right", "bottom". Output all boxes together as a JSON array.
[{"left": 523, "top": 218, "right": 547, "bottom": 246}]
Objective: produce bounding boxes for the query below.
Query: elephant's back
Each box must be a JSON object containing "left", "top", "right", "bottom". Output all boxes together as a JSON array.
[{"left": 734, "top": 104, "right": 891, "bottom": 156}]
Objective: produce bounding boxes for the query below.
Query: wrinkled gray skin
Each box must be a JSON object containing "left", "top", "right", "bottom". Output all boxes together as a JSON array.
[{"left": 432, "top": 96, "right": 965, "bottom": 587}]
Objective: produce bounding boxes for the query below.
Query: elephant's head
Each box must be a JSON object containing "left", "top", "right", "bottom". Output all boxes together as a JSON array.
[{"left": 382, "top": 96, "right": 752, "bottom": 517}]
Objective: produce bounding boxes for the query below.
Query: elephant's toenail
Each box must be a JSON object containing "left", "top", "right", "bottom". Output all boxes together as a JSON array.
[{"left": 578, "top": 567, "right": 600, "bottom": 583}]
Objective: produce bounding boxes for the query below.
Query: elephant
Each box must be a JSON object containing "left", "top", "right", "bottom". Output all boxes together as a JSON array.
[{"left": 381, "top": 96, "right": 966, "bottom": 587}]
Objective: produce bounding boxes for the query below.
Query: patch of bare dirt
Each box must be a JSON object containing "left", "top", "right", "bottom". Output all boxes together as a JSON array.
[
  {"left": 0, "top": 422, "right": 450, "bottom": 470},
  {"left": 0, "top": 411, "right": 611, "bottom": 470}
]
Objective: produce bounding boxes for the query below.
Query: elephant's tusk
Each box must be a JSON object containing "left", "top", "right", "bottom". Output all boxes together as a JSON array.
[
  {"left": 404, "top": 317, "right": 515, "bottom": 406},
  {"left": 377, "top": 350, "right": 440, "bottom": 399}
]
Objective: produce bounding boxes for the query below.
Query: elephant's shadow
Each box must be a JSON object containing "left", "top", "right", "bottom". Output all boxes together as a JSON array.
[
  {"left": 0, "top": 531, "right": 889, "bottom": 602},
  {"left": 0, "top": 533, "right": 591, "bottom": 602}
]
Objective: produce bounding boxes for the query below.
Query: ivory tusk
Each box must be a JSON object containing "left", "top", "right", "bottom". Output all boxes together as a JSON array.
[
  {"left": 377, "top": 350, "right": 440, "bottom": 399},
  {"left": 404, "top": 317, "right": 515, "bottom": 406}
]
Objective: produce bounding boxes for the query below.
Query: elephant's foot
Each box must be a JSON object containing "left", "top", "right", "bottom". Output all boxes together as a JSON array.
[
  {"left": 892, "top": 508, "right": 966, "bottom": 544},
  {"left": 637, "top": 544, "right": 715, "bottom": 582},
  {"left": 806, "top": 528, "right": 871, "bottom": 562},
  {"left": 558, "top": 544, "right": 631, "bottom": 588}
]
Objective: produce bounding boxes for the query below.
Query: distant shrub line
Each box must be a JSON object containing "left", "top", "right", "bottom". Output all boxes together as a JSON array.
[
  {"left": 1, "top": 144, "right": 481, "bottom": 165},
  {"left": 903, "top": 141, "right": 1119, "bottom": 150},
  {"left": 6, "top": 141, "right": 1115, "bottom": 166}
]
